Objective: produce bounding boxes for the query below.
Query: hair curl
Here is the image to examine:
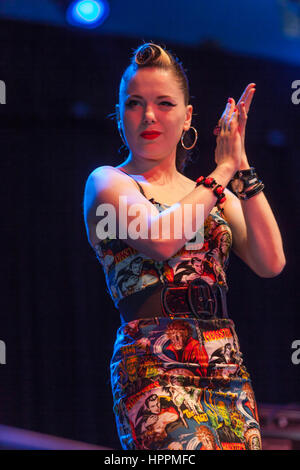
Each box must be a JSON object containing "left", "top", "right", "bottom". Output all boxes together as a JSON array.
[{"left": 116, "top": 42, "right": 195, "bottom": 173}]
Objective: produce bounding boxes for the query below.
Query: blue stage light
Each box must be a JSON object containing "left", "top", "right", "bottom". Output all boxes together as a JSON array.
[
  {"left": 66, "top": 1, "right": 109, "bottom": 29},
  {"left": 266, "top": 129, "right": 287, "bottom": 147}
]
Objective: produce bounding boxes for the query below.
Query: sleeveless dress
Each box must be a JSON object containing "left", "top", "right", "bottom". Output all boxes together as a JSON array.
[{"left": 92, "top": 171, "right": 262, "bottom": 451}]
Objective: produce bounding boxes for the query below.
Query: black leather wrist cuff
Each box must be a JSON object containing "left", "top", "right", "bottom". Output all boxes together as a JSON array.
[{"left": 238, "top": 181, "right": 265, "bottom": 200}]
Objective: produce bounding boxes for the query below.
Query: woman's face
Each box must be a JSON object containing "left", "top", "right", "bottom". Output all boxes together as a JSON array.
[{"left": 118, "top": 67, "right": 193, "bottom": 163}]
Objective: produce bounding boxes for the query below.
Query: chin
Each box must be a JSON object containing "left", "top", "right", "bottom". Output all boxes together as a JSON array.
[{"left": 138, "top": 151, "right": 165, "bottom": 160}]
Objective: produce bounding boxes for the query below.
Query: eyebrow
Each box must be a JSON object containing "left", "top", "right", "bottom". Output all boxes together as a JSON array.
[{"left": 129, "top": 94, "right": 175, "bottom": 100}]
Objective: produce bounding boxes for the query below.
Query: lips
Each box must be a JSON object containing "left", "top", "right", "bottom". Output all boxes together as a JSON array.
[{"left": 140, "top": 131, "right": 161, "bottom": 140}]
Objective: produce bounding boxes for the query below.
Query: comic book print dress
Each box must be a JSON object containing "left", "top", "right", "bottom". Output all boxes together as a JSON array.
[{"left": 93, "top": 182, "right": 262, "bottom": 451}]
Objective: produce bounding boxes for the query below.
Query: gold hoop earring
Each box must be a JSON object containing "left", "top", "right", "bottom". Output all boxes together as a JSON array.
[{"left": 181, "top": 126, "right": 198, "bottom": 150}]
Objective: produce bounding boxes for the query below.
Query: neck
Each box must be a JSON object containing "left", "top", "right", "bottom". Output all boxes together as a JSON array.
[{"left": 120, "top": 151, "right": 182, "bottom": 185}]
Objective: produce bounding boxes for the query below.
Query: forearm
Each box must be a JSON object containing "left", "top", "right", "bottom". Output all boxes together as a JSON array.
[
  {"left": 241, "top": 185, "right": 286, "bottom": 277},
  {"left": 151, "top": 164, "right": 236, "bottom": 260},
  {"left": 236, "top": 156, "right": 286, "bottom": 276}
]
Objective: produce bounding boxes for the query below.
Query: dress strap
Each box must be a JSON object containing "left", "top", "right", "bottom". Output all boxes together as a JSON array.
[{"left": 118, "top": 169, "right": 146, "bottom": 197}]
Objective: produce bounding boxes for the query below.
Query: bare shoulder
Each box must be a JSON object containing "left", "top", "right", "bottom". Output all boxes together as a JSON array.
[
  {"left": 83, "top": 165, "right": 162, "bottom": 257},
  {"left": 85, "top": 165, "right": 138, "bottom": 193},
  {"left": 83, "top": 165, "right": 138, "bottom": 217},
  {"left": 88, "top": 164, "right": 129, "bottom": 180}
]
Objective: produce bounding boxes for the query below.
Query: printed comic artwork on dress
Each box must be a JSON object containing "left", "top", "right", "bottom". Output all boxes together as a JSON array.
[
  {"left": 93, "top": 206, "right": 232, "bottom": 307},
  {"left": 124, "top": 386, "right": 261, "bottom": 450},
  {"left": 94, "top": 238, "right": 162, "bottom": 303},
  {"left": 120, "top": 319, "right": 242, "bottom": 382},
  {"left": 165, "top": 211, "right": 232, "bottom": 290},
  {"left": 111, "top": 318, "right": 261, "bottom": 451}
]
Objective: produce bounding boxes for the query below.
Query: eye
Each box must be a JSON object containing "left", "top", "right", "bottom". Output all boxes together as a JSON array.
[
  {"left": 125, "top": 100, "right": 140, "bottom": 108},
  {"left": 160, "top": 101, "right": 175, "bottom": 107},
  {"left": 125, "top": 100, "right": 176, "bottom": 109}
]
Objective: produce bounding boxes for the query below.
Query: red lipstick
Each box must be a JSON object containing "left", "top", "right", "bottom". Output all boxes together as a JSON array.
[{"left": 140, "top": 131, "right": 161, "bottom": 140}]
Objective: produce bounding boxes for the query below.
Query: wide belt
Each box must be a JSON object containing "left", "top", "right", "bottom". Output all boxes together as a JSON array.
[{"left": 160, "top": 278, "right": 228, "bottom": 319}]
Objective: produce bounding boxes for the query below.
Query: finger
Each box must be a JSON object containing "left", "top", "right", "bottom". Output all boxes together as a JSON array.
[
  {"left": 242, "top": 88, "right": 255, "bottom": 115},
  {"left": 237, "top": 93, "right": 254, "bottom": 128},
  {"left": 229, "top": 108, "right": 239, "bottom": 130},
  {"left": 236, "top": 99, "right": 246, "bottom": 117},
  {"left": 221, "top": 104, "right": 231, "bottom": 132},
  {"left": 237, "top": 83, "right": 255, "bottom": 106},
  {"left": 218, "top": 103, "right": 229, "bottom": 132},
  {"left": 239, "top": 101, "right": 248, "bottom": 126},
  {"left": 213, "top": 125, "right": 221, "bottom": 136},
  {"left": 237, "top": 101, "right": 249, "bottom": 136},
  {"left": 218, "top": 97, "right": 235, "bottom": 125},
  {"left": 221, "top": 98, "right": 235, "bottom": 132},
  {"left": 240, "top": 101, "right": 248, "bottom": 119},
  {"left": 227, "top": 102, "right": 239, "bottom": 132},
  {"left": 237, "top": 84, "right": 256, "bottom": 114}
]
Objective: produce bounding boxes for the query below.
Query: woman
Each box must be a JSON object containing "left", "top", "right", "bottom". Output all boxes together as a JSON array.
[{"left": 83, "top": 43, "right": 285, "bottom": 450}]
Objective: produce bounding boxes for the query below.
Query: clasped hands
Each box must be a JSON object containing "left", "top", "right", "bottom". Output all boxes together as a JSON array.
[{"left": 214, "top": 83, "right": 256, "bottom": 171}]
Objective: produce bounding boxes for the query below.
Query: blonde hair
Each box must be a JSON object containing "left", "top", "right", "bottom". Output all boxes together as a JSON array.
[{"left": 118, "top": 42, "right": 194, "bottom": 173}]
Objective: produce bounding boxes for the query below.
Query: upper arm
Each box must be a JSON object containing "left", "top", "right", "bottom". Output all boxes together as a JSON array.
[{"left": 83, "top": 166, "right": 166, "bottom": 260}]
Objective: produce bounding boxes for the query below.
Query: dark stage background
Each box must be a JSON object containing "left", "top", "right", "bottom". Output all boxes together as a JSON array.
[{"left": 0, "top": 18, "right": 299, "bottom": 450}]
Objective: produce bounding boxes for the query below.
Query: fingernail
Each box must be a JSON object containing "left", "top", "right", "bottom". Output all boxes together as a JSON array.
[{"left": 228, "top": 98, "right": 232, "bottom": 103}]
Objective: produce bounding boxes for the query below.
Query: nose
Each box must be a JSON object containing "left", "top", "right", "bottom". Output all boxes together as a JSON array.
[{"left": 143, "top": 104, "right": 156, "bottom": 124}]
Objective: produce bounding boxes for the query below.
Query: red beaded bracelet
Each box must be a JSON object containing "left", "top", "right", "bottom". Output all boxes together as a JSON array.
[{"left": 196, "top": 176, "right": 226, "bottom": 204}]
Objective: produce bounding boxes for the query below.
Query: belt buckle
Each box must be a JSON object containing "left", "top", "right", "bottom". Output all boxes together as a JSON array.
[
  {"left": 187, "top": 278, "right": 217, "bottom": 318},
  {"left": 161, "top": 285, "right": 190, "bottom": 317}
]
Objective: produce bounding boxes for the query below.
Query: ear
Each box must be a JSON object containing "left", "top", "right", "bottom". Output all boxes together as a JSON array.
[{"left": 183, "top": 104, "right": 193, "bottom": 132}]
